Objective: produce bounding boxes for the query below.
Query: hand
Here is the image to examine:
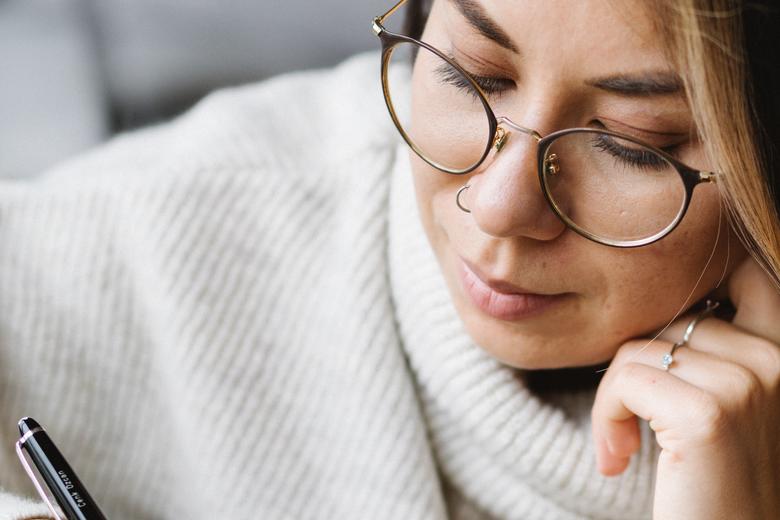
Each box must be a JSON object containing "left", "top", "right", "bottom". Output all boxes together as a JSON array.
[{"left": 591, "top": 257, "right": 780, "bottom": 520}]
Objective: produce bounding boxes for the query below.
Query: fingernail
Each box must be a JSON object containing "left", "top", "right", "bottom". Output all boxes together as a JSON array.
[{"left": 605, "top": 437, "right": 617, "bottom": 455}]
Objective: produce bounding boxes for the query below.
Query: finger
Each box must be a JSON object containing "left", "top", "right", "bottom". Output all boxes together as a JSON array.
[
  {"left": 592, "top": 361, "right": 709, "bottom": 474},
  {"left": 614, "top": 339, "right": 749, "bottom": 405},
  {"left": 728, "top": 257, "right": 780, "bottom": 344},
  {"left": 594, "top": 414, "right": 641, "bottom": 476},
  {"left": 659, "top": 317, "right": 780, "bottom": 388}
]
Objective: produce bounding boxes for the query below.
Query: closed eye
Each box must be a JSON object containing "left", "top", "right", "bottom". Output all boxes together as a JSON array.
[
  {"left": 591, "top": 133, "right": 674, "bottom": 171},
  {"left": 434, "top": 60, "right": 515, "bottom": 99}
]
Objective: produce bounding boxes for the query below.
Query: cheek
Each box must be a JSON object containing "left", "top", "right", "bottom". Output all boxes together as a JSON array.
[
  {"left": 597, "top": 184, "right": 737, "bottom": 340},
  {"left": 409, "top": 152, "right": 464, "bottom": 242}
]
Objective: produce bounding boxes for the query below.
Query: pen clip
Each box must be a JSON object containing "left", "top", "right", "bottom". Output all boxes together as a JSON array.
[{"left": 15, "top": 434, "right": 66, "bottom": 520}]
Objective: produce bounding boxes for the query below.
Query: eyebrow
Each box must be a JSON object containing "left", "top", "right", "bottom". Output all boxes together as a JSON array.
[
  {"left": 448, "top": 0, "right": 683, "bottom": 98},
  {"left": 587, "top": 72, "right": 684, "bottom": 96},
  {"left": 449, "top": 0, "right": 519, "bottom": 53}
]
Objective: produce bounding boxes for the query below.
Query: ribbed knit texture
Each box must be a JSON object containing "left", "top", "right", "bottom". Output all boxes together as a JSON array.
[{"left": 0, "top": 52, "right": 658, "bottom": 519}]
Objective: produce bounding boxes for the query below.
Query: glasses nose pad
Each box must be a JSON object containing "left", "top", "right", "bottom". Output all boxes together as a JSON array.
[
  {"left": 544, "top": 153, "right": 560, "bottom": 175},
  {"left": 492, "top": 126, "right": 511, "bottom": 152}
]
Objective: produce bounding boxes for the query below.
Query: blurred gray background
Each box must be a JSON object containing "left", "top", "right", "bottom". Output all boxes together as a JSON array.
[{"left": 0, "top": 0, "right": 389, "bottom": 179}]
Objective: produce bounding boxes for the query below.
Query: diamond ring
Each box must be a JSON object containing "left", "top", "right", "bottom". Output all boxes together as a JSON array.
[{"left": 662, "top": 300, "right": 720, "bottom": 371}]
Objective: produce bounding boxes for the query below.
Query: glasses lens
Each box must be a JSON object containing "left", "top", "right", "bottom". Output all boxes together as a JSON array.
[
  {"left": 384, "top": 41, "right": 493, "bottom": 172},
  {"left": 542, "top": 130, "right": 687, "bottom": 244}
]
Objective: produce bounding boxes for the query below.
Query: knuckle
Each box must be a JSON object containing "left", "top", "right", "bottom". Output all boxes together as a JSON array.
[
  {"left": 693, "top": 393, "right": 730, "bottom": 443},
  {"left": 611, "top": 340, "right": 645, "bottom": 364},
  {"left": 751, "top": 336, "right": 780, "bottom": 361},
  {"left": 771, "top": 362, "right": 780, "bottom": 396},
  {"left": 614, "top": 361, "right": 642, "bottom": 384},
  {"left": 729, "top": 363, "right": 764, "bottom": 403},
  {"left": 602, "top": 363, "right": 628, "bottom": 395},
  {"left": 752, "top": 339, "right": 780, "bottom": 389},
  {"left": 609, "top": 361, "right": 657, "bottom": 393}
]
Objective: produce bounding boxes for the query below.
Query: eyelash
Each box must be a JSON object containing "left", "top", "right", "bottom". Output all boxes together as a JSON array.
[
  {"left": 591, "top": 133, "right": 678, "bottom": 171},
  {"left": 434, "top": 61, "right": 515, "bottom": 98}
]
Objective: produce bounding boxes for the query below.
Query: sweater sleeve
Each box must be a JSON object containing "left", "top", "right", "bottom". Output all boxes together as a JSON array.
[
  {"left": 0, "top": 489, "right": 51, "bottom": 520},
  {"left": 0, "top": 52, "right": 416, "bottom": 519}
]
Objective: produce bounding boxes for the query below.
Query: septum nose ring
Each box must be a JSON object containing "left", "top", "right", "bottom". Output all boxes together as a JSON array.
[{"left": 456, "top": 184, "right": 471, "bottom": 213}]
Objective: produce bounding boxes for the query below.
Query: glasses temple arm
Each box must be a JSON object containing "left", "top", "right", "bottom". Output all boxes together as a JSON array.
[{"left": 375, "top": 0, "right": 409, "bottom": 26}]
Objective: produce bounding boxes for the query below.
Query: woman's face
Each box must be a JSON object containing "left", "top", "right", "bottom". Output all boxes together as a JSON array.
[{"left": 408, "top": 0, "right": 745, "bottom": 369}]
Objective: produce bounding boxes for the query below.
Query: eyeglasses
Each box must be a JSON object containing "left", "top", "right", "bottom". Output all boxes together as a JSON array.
[{"left": 372, "top": 0, "right": 722, "bottom": 248}]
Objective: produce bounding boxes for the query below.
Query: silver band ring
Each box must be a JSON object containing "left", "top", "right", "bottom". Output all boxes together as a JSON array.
[
  {"left": 662, "top": 300, "right": 720, "bottom": 371},
  {"left": 456, "top": 184, "right": 471, "bottom": 213}
]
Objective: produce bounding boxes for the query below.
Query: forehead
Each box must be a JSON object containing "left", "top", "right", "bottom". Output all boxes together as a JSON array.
[{"left": 441, "top": 0, "right": 671, "bottom": 71}]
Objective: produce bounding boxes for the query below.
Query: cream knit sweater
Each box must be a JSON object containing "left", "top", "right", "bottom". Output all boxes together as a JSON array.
[{"left": 0, "top": 53, "right": 659, "bottom": 520}]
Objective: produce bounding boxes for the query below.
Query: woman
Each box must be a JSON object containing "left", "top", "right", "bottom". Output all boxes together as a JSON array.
[
  {"left": 381, "top": 0, "right": 780, "bottom": 518},
  {"left": 0, "top": 0, "right": 777, "bottom": 519}
]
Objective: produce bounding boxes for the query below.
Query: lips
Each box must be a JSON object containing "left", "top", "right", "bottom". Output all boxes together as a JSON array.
[{"left": 459, "top": 258, "right": 568, "bottom": 321}]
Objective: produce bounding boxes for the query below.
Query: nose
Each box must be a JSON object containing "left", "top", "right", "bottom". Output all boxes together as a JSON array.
[{"left": 466, "top": 123, "right": 567, "bottom": 241}]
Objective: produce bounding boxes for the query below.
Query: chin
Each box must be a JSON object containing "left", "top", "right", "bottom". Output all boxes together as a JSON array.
[{"left": 458, "top": 311, "right": 615, "bottom": 370}]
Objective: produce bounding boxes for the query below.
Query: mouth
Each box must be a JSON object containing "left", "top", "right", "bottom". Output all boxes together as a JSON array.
[{"left": 458, "top": 257, "right": 570, "bottom": 321}]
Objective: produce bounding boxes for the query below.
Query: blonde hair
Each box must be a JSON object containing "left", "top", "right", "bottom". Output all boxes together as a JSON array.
[{"left": 658, "top": 0, "right": 780, "bottom": 288}]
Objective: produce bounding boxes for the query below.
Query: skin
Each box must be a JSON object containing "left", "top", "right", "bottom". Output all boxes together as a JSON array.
[
  {"left": 410, "top": 0, "right": 743, "bottom": 369},
  {"left": 406, "top": 0, "right": 780, "bottom": 517}
]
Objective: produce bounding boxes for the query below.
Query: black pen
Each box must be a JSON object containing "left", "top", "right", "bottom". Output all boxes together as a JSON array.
[{"left": 15, "top": 417, "right": 108, "bottom": 520}]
